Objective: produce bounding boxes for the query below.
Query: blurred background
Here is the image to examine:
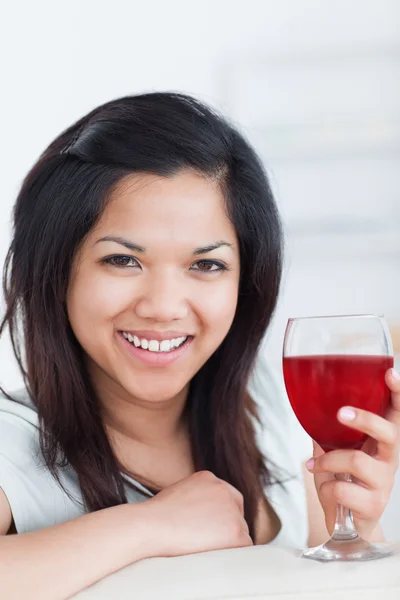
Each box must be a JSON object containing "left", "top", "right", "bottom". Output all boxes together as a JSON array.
[{"left": 0, "top": 0, "right": 399, "bottom": 537}]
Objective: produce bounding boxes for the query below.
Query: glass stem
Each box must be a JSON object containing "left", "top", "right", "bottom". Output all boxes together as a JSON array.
[{"left": 332, "top": 473, "right": 359, "bottom": 541}]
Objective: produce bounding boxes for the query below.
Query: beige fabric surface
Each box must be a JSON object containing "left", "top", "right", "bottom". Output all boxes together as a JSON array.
[{"left": 73, "top": 542, "right": 400, "bottom": 599}]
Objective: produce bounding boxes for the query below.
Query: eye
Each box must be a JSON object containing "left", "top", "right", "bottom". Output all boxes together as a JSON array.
[
  {"left": 190, "top": 260, "right": 228, "bottom": 273},
  {"left": 102, "top": 255, "right": 140, "bottom": 269}
]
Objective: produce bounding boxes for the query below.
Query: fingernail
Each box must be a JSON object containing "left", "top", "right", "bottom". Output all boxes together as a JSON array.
[
  {"left": 305, "top": 458, "right": 315, "bottom": 471},
  {"left": 392, "top": 368, "right": 400, "bottom": 381},
  {"left": 338, "top": 407, "right": 356, "bottom": 421}
]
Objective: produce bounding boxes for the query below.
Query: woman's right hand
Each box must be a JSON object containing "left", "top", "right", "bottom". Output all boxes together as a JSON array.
[{"left": 142, "top": 470, "right": 253, "bottom": 557}]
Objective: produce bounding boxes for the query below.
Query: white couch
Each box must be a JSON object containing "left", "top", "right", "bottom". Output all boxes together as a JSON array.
[{"left": 73, "top": 543, "right": 400, "bottom": 599}]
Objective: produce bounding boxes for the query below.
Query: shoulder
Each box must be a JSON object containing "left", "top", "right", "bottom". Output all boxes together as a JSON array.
[
  {"left": 0, "top": 388, "right": 84, "bottom": 533},
  {"left": 0, "top": 388, "right": 40, "bottom": 454},
  {"left": 247, "top": 350, "right": 311, "bottom": 548},
  {"left": 248, "top": 352, "right": 291, "bottom": 423},
  {"left": 247, "top": 351, "right": 312, "bottom": 473},
  {"left": 0, "top": 387, "right": 38, "bottom": 414}
]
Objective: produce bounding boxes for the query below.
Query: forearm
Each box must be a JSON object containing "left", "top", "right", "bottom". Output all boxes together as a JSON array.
[{"left": 0, "top": 502, "right": 153, "bottom": 600}]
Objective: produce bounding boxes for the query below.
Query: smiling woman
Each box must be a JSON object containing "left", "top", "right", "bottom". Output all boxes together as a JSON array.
[
  {"left": 0, "top": 92, "right": 307, "bottom": 598},
  {"left": 67, "top": 170, "right": 241, "bottom": 404}
]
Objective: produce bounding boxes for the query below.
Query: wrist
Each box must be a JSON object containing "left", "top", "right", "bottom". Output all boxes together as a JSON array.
[{"left": 124, "top": 500, "right": 168, "bottom": 561}]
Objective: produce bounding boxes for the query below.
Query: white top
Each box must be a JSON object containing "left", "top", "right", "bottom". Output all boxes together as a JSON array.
[{"left": 0, "top": 354, "right": 309, "bottom": 548}]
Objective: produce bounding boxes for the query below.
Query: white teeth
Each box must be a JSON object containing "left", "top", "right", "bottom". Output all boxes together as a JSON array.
[
  {"left": 173, "top": 336, "right": 184, "bottom": 348},
  {"left": 148, "top": 340, "right": 160, "bottom": 352},
  {"left": 122, "top": 332, "right": 188, "bottom": 353},
  {"left": 160, "top": 339, "right": 171, "bottom": 352}
]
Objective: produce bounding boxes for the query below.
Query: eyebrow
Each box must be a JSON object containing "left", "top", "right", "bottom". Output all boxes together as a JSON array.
[{"left": 95, "top": 236, "right": 233, "bottom": 255}]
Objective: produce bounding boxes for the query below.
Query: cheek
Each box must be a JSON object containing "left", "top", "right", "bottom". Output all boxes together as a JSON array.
[
  {"left": 67, "top": 270, "right": 133, "bottom": 337},
  {"left": 198, "top": 280, "right": 239, "bottom": 332}
]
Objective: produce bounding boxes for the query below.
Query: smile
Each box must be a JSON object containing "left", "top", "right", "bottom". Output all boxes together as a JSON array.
[
  {"left": 121, "top": 331, "right": 188, "bottom": 353},
  {"left": 118, "top": 331, "right": 193, "bottom": 367}
]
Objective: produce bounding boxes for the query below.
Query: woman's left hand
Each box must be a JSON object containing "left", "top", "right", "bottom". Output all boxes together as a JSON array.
[{"left": 306, "top": 368, "right": 400, "bottom": 541}]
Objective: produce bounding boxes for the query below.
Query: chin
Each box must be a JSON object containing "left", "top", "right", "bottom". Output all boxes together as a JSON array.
[{"left": 122, "top": 380, "right": 188, "bottom": 404}]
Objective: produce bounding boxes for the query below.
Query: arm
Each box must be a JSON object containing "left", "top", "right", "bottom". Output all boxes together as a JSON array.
[
  {"left": 0, "top": 470, "right": 252, "bottom": 600},
  {"left": 0, "top": 489, "right": 153, "bottom": 600}
]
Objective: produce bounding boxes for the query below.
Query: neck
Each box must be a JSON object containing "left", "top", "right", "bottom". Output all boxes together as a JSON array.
[{"left": 89, "top": 365, "right": 190, "bottom": 448}]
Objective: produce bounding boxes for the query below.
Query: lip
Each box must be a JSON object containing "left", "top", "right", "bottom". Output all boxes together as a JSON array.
[
  {"left": 118, "top": 331, "right": 194, "bottom": 367},
  {"left": 119, "top": 330, "right": 193, "bottom": 342}
]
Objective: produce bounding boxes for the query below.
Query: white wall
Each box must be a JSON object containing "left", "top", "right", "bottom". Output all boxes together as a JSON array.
[{"left": 1, "top": 0, "right": 399, "bottom": 538}]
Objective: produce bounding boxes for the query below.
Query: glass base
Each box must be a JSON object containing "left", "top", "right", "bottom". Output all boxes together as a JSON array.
[{"left": 302, "top": 535, "right": 393, "bottom": 562}]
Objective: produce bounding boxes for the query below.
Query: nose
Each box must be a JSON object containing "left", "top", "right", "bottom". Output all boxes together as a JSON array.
[{"left": 134, "top": 270, "right": 189, "bottom": 323}]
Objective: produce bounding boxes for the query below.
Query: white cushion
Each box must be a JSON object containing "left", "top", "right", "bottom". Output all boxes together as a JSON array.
[{"left": 74, "top": 542, "right": 400, "bottom": 599}]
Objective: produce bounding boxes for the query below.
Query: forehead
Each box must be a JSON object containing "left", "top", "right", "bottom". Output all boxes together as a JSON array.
[{"left": 95, "top": 170, "right": 237, "bottom": 241}]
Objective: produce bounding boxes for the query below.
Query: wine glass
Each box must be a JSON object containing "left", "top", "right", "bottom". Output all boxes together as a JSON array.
[{"left": 283, "top": 314, "right": 394, "bottom": 562}]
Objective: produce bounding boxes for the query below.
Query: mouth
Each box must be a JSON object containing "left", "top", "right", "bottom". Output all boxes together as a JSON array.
[
  {"left": 117, "top": 331, "right": 194, "bottom": 366},
  {"left": 120, "top": 331, "right": 190, "bottom": 353}
]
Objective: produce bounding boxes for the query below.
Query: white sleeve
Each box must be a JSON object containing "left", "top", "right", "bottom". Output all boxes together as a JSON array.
[{"left": 0, "top": 394, "right": 69, "bottom": 533}]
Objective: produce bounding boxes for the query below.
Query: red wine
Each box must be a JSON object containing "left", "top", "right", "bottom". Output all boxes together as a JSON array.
[{"left": 283, "top": 354, "right": 393, "bottom": 452}]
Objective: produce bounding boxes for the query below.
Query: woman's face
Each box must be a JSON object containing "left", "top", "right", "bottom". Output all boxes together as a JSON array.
[{"left": 67, "top": 170, "right": 240, "bottom": 404}]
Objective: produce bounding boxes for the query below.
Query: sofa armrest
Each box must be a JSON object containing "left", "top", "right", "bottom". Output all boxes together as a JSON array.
[{"left": 74, "top": 542, "right": 400, "bottom": 599}]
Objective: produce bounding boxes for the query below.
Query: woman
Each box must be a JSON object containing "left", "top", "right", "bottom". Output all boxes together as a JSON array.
[{"left": 0, "top": 92, "right": 399, "bottom": 599}]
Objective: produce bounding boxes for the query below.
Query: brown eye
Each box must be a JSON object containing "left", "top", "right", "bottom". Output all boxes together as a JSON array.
[
  {"left": 191, "top": 260, "right": 227, "bottom": 273},
  {"left": 103, "top": 256, "right": 140, "bottom": 268}
]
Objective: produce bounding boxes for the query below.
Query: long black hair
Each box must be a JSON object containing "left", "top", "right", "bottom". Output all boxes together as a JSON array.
[{"left": 1, "top": 92, "right": 283, "bottom": 541}]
